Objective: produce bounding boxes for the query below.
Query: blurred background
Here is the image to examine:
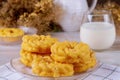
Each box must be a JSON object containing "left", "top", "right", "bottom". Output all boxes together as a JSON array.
[{"left": 0, "top": 0, "right": 120, "bottom": 35}]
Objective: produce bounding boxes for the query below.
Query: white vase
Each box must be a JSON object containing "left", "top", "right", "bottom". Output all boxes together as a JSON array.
[{"left": 54, "top": 0, "right": 98, "bottom": 32}]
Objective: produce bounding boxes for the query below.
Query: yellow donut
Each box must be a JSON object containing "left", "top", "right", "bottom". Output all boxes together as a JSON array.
[
  {"left": 51, "top": 41, "right": 92, "bottom": 64},
  {"left": 0, "top": 28, "right": 24, "bottom": 42},
  {"left": 21, "top": 35, "right": 58, "bottom": 53},
  {"left": 0, "top": 28, "right": 24, "bottom": 37},
  {"left": 32, "top": 56, "right": 74, "bottom": 77}
]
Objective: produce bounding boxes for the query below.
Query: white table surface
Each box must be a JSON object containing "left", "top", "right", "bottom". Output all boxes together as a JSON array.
[{"left": 0, "top": 32, "right": 120, "bottom": 66}]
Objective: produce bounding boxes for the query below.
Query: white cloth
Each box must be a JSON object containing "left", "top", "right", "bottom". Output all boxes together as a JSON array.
[{"left": 0, "top": 62, "right": 120, "bottom": 80}]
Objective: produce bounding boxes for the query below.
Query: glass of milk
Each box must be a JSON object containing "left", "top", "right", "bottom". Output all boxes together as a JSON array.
[{"left": 80, "top": 10, "right": 116, "bottom": 51}]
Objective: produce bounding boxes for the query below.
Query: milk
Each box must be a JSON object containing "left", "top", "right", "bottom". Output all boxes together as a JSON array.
[{"left": 80, "top": 22, "right": 116, "bottom": 50}]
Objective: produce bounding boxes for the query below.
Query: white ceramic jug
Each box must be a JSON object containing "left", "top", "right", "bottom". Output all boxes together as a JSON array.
[{"left": 54, "top": 0, "right": 98, "bottom": 31}]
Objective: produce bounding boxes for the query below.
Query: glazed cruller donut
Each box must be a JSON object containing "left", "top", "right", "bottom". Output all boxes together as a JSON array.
[
  {"left": 32, "top": 56, "right": 74, "bottom": 77},
  {"left": 51, "top": 41, "right": 94, "bottom": 63},
  {"left": 0, "top": 28, "right": 24, "bottom": 45},
  {"left": 51, "top": 41, "right": 97, "bottom": 73},
  {"left": 21, "top": 35, "right": 58, "bottom": 53}
]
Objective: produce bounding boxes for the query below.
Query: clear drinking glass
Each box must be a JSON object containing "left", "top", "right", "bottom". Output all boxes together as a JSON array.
[{"left": 80, "top": 10, "right": 116, "bottom": 51}]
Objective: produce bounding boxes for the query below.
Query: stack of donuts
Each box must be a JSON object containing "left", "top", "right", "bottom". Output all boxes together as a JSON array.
[
  {"left": 20, "top": 35, "right": 97, "bottom": 77},
  {"left": 20, "top": 35, "right": 57, "bottom": 67}
]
